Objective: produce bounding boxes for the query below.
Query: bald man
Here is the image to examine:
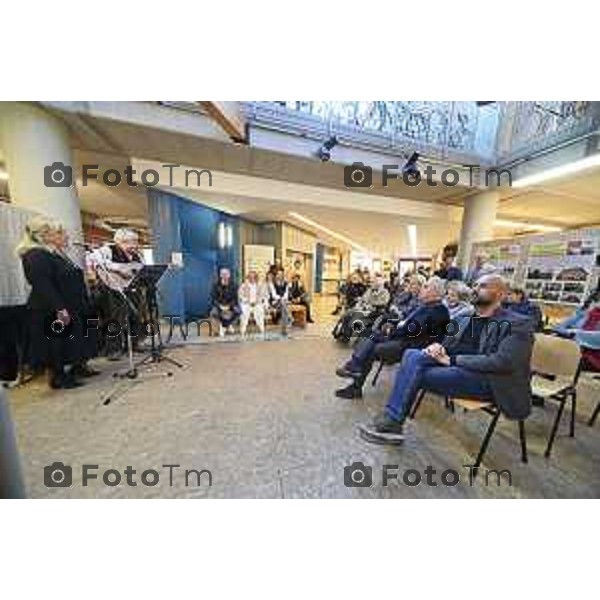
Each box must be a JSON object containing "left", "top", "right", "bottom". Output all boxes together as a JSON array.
[{"left": 359, "top": 274, "right": 534, "bottom": 445}]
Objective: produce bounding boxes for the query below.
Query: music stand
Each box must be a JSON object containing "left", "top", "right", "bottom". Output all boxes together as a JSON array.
[
  {"left": 101, "top": 264, "right": 183, "bottom": 406},
  {"left": 131, "top": 265, "right": 185, "bottom": 371}
]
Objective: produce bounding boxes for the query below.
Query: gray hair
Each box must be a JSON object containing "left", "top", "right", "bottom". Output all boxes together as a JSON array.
[
  {"left": 113, "top": 228, "right": 138, "bottom": 244},
  {"left": 447, "top": 280, "right": 472, "bottom": 302},
  {"left": 424, "top": 276, "right": 446, "bottom": 298}
]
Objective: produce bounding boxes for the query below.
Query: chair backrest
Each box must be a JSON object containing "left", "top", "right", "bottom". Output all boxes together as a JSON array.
[{"left": 532, "top": 333, "right": 581, "bottom": 381}]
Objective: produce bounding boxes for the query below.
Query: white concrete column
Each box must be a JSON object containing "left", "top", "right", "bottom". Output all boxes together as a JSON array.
[
  {"left": 0, "top": 102, "right": 82, "bottom": 238},
  {"left": 457, "top": 190, "right": 499, "bottom": 270}
]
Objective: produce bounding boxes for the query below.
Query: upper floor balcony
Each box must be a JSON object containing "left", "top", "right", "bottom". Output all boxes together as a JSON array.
[{"left": 243, "top": 101, "right": 600, "bottom": 167}]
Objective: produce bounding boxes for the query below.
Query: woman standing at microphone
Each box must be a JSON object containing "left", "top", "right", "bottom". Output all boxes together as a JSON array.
[{"left": 17, "top": 216, "right": 97, "bottom": 389}]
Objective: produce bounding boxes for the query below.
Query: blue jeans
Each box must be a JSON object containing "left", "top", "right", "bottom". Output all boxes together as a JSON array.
[{"left": 385, "top": 349, "right": 493, "bottom": 421}]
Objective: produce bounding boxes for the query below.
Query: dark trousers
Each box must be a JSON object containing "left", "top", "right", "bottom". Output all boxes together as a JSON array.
[
  {"left": 346, "top": 334, "right": 412, "bottom": 389},
  {"left": 385, "top": 349, "right": 493, "bottom": 421}
]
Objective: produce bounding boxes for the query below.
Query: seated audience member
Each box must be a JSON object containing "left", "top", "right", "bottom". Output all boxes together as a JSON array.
[
  {"left": 444, "top": 281, "right": 474, "bottom": 320},
  {"left": 359, "top": 273, "right": 390, "bottom": 311},
  {"left": 386, "top": 271, "right": 401, "bottom": 297},
  {"left": 552, "top": 287, "right": 600, "bottom": 337},
  {"left": 466, "top": 251, "right": 497, "bottom": 285},
  {"left": 331, "top": 276, "right": 348, "bottom": 316},
  {"left": 554, "top": 297, "right": 600, "bottom": 371},
  {"left": 361, "top": 268, "right": 372, "bottom": 287},
  {"left": 578, "top": 299, "right": 600, "bottom": 371},
  {"left": 390, "top": 274, "right": 424, "bottom": 318},
  {"left": 269, "top": 269, "right": 291, "bottom": 330},
  {"left": 335, "top": 277, "right": 449, "bottom": 399},
  {"left": 268, "top": 258, "right": 283, "bottom": 280},
  {"left": 434, "top": 254, "right": 463, "bottom": 282},
  {"left": 359, "top": 274, "right": 534, "bottom": 444},
  {"left": 504, "top": 286, "right": 544, "bottom": 332},
  {"left": 289, "top": 274, "right": 314, "bottom": 323},
  {"left": 344, "top": 272, "right": 368, "bottom": 309},
  {"left": 211, "top": 267, "right": 240, "bottom": 336},
  {"left": 239, "top": 271, "right": 269, "bottom": 336}
]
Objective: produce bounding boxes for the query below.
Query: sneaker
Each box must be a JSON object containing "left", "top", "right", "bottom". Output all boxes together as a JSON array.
[
  {"left": 335, "top": 384, "right": 363, "bottom": 400},
  {"left": 227, "top": 325, "right": 235, "bottom": 334},
  {"left": 219, "top": 325, "right": 225, "bottom": 337},
  {"left": 336, "top": 365, "right": 363, "bottom": 379},
  {"left": 358, "top": 414, "right": 405, "bottom": 444}
]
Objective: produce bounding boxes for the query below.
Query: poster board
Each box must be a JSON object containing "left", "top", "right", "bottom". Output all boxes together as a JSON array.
[
  {"left": 243, "top": 244, "right": 275, "bottom": 277},
  {"left": 471, "top": 227, "right": 600, "bottom": 308}
]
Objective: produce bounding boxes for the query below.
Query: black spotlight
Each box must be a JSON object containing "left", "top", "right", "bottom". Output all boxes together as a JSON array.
[
  {"left": 316, "top": 135, "right": 338, "bottom": 162},
  {"left": 402, "top": 152, "right": 420, "bottom": 180}
]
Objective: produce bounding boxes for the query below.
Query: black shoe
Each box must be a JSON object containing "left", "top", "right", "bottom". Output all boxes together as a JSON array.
[
  {"left": 335, "top": 384, "right": 363, "bottom": 399},
  {"left": 50, "top": 375, "right": 85, "bottom": 390},
  {"left": 71, "top": 365, "right": 100, "bottom": 378},
  {"left": 358, "top": 414, "right": 405, "bottom": 444},
  {"left": 336, "top": 365, "right": 363, "bottom": 379},
  {"left": 307, "top": 318, "right": 315, "bottom": 323}
]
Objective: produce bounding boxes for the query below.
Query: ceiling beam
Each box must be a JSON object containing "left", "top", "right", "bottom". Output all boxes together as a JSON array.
[{"left": 198, "top": 101, "right": 246, "bottom": 143}]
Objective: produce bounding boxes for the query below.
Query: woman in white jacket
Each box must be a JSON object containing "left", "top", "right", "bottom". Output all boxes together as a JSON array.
[{"left": 238, "top": 271, "right": 269, "bottom": 336}]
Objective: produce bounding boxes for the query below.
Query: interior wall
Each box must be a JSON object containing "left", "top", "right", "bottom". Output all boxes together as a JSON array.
[{"left": 147, "top": 189, "right": 240, "bottom": 318}]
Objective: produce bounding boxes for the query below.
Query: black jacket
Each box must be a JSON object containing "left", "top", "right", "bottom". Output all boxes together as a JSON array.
[
  {"left": 444, "top": 308, "right": 534, "bottom": 420},
  {"left": 21, "top": 248, "right": 90, "bottom": 313},
  {"left": 211, "top": 280, "right": 237, "bottom": 307},
  {"left": 396, "top": 301, "right": 450, "bottom": 342}
]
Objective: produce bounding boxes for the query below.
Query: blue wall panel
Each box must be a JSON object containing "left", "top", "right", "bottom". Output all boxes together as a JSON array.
[
  {"left": 147, "top": 188, "right": 185, "bottom": 318},
  {"left": 147, "top": 189, "right": 240, "bottom": 319}
]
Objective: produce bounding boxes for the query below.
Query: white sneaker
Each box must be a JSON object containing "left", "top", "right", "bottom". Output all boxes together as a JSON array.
[
  {"left": 227, "top": 325, "right": 235, "bottom": 334},
  {"left": 219, "top": 325, "right": 225, "bottom": 337}
]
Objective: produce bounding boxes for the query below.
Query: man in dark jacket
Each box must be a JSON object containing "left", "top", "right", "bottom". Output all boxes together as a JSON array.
[
  {"left": 335, "top": 277, "right": 449, "bottom": 399},
  {"left": 359, "top": 274, "right": 534, "bottom": 444},
  {"left": 210, "top": 268, "right": 240, "bottom": 336}
]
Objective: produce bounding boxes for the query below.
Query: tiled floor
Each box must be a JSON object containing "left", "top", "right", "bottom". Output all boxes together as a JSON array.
[{"left": 6, "top": 296, "right": 600, "bottom": 499}]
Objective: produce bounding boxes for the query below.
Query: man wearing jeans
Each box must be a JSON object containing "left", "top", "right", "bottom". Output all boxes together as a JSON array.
[{"left": 359, "top": 275, "right": 534, "bottom": 445}]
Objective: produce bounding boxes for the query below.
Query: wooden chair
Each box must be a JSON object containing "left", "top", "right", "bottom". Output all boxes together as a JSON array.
[
  {"left": 530, "top": 333, "right": 582, "bottom": 457},
  {"left": 410, "top": 390, "right": 527, "bottom": 474},
  {"left": 289, "top": 304, "right": 307, "bottom": 328}
]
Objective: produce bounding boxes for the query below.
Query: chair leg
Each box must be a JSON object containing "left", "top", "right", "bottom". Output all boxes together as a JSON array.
[
  {"left": 518, "top": 420, "right": 528, "bottom": 463},
  {"left": 569, "top": 391, "right": 577, "bottom": 437},
  {"left": 589, "top": 401, "right": 600, "bottom": 427},
  {"left": 409, "top": 389, "right": 426, "bottom": 420},
  {"left": 472, "top": 410, "right": 500, "bottom": 476},
  {"left": 544, "top": 398, "right": 566, "bottom": 458},
  {"left": 372, "top": 361, "right": 384, "bottom": 387}
]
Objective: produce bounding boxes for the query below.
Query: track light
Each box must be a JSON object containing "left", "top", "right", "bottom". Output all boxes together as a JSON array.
[
  {"left": 316, "top": 135, "right": 338, "bottom": 162},
  {"left": 402, "top": 152, "right": 420, "bottom": 181}
]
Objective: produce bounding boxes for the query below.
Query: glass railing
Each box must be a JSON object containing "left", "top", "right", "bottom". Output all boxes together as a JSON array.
[{"left": 243, "top": 101, "right": 599, "bottom": 166}]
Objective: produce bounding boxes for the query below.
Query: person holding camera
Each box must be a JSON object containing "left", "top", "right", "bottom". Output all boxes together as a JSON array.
[{"left": 17, "top": 216, "right": 96, "bottom": 389}]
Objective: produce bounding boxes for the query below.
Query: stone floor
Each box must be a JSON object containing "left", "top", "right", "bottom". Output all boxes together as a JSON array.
[
  {"left": 6, "top": 297, "right": 600, "bottom": 499},
  {"left": 7, "top": 340, "right": 599, "bottom": 498}
]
